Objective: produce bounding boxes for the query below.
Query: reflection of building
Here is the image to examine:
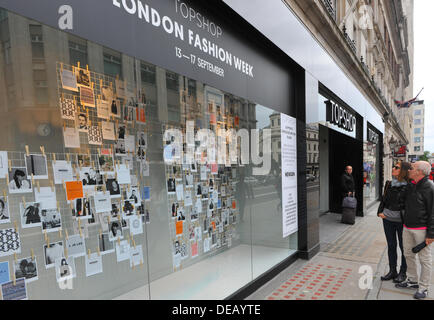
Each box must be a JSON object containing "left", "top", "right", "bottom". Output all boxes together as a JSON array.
[
  {"left": 306, "top": 124, "right": 319, "bottom": 177},
  {"left": 258, "top": 112, "right": 281, "bottom": 164},
  {"left": 408, "top": 100, "right": 425, "bottom": 161}
]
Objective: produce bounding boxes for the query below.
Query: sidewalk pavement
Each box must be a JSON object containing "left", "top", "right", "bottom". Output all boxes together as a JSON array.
[{"left": 246, "top": 202, "right": 434, "bottom": 300}]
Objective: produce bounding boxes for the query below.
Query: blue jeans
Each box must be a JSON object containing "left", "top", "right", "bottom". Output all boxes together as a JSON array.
[{"left": 383, "top": 219, "right": 407, "bottom": 273}]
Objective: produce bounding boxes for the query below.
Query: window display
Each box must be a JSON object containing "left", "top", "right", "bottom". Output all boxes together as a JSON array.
[{"left": 0, "top": 7, "right": 297, "bottom": 300}]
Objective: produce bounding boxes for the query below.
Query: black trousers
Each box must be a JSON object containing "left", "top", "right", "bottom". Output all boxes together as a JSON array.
[{"left": 382, "top": 219, "right": 407, "bottom": 273}]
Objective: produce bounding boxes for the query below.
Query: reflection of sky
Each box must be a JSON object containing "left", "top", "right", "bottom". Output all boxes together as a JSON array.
[{"left": 255, "top": 105, "right": 274, "bottom": 129}]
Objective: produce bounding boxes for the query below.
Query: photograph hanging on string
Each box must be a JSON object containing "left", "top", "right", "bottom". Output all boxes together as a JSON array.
[
  {"left": 0, "top": 196, "right": 10, "bottom": 224},
  {"left": 41, "top": 208, "right": 62, "bottom": 233},
  {"left": 24, "top": 154, "right": 48, "bottom": 180},
  {"left": 13, "top": 256, "right": 38, "bottom": 284}
]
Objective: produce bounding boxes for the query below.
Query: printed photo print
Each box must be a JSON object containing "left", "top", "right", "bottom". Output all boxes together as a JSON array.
[
  {"left": 13, "top": 257, "right": 38, "bottom": 284},
  {"left": 20, "top": 202, "right": 42, "bottom": 229},
  {"left": 6, "top": 166, "right": 28, "bottom": 194},
  {"left": 41, "top": 208, "right": 62, "bottom": 233},
  {"left": 0, "top": 196, "right": 10, "bottom": 224},
  {"left": 24, "top": 154, "right": 48, "bottom": 180},
  {"left": 43, "top": 241, "right": 64, "bottom": 269}
]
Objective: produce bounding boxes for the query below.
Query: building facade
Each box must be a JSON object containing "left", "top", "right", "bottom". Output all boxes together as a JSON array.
[{"left": 0, "top": 0, "right": 413, "bottom": 300}]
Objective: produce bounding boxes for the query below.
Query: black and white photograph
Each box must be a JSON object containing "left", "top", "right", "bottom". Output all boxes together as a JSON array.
[
  {"left": 24, "top": 154, "right": 48, "bottom": 180},
  {"left": 185, "top": 173, "right": 194, "bottom": 188},
  {"left": 116, "top": 124, "right": 126, "bottom": 140},
  {"left": 126, "top": 187, "right": 141, "bottom": 205},
  {"left": 66, "top": 234, "right": 86, "bottom": 258},
  {"left": 0, "top": 228, "right": 21, "bottom": 258},
  {"left": 137, "top": 146, "right": 146, "bottom": 160},
  {"left": 0, "top": 151, "right": 8, "bottom": 177},
  {"left": 108, "top": 220, "right": 123, "bottom": 241},
  {"left": 195, "top": 182, "right": 202, "bottom": 196},
  {"left": 41, "top": 208, "right": 62, "bottom": 233},
  {"left": 114, "top": 139, "right": 126, "bottom": 156},
  {"left": 110, "top": 99, "right": 121, "bottom": 118},
  {"left": 20, "top": 202, "right": 42, "bottom": 229},
  {"left": 55, "top": 256, "right": 76, "bottom": 282},
  {"left": 123, "top": 104, "right": 135, "bottom": 123},
  {"left": 43, "top": 241, "right": 64, "bottom": 269},
  {"left": 138, "top": 131, "right": 147, "bottom": 148},
  {"left": 98, "top": 154, "right": 114, "bottom": 173},
  {"left": 167, "top": 178, "right": 176, "bottom": 194},
  {"left": 77, "top": 154, "right": 92, "bottom": 167},
  {"left": 102, "top": 86, "right": 113, "bottom": 102},
  {"left": 80, "top": 167, "right": 104, "bottom": 186},
  {"left": 207, "top": 199, "right": 214, "bottom": 217},
  {"left": 98, "top": 233, "right": 114, "bottom": 254},
  {"left": 170, "top": 202, "right": 179, "bottom": 219},
  {"left": 76, "top": 112, "right": 89, "bottom": 132},
  {"left": 75, "top": 67, "right": 91, "bottom": 88},
  {"left": 121, "top": 200, "right": 135, "bottom": 217},
  {"left": 110, "top": 200, "right": 120, "bottom": 218},
  {"left": 13, "top": 257, "right": 38, "bottom": 284},
  {"left": 73, "top": 197, "right": 93, "bottom": 220},
  {"left": 190, "top": 163, "right": 197, "bottom": 173},
  {"left": 190, "top": 207, "right": 198, "bottom": 221},
  {"left": 106, "top": 178, "right": 121, "bottom": 198},
  {"left": 0, "top": 196, "right": 10, "bottom": 224},
  {"left": 177, "top": 206, "right": 186, "bottom": 221}
]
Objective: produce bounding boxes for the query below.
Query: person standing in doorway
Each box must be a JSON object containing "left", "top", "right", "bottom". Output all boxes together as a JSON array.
[
  {"left": 341, "top": 165, "right": 355, "bottom": 197},
  {"left": 377, "top": 161, "right": 410, "bottom": 283},
  {"left": 396, "top": 161, "right": 434, "bottom": 300}
]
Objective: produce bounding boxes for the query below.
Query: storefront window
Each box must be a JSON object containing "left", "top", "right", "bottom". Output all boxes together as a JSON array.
[{"left": 0, "top": 8, "right": 296, "bottom": 300}]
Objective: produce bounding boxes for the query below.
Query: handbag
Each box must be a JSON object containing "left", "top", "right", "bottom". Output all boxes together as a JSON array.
[{"left": 342, "top": 195, "right": 357, "bottom": 209}]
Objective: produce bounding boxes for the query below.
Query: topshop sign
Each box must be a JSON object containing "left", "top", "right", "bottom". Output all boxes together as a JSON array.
[{"left": 326, "top": 100, "right": 356, "bottom": 132}]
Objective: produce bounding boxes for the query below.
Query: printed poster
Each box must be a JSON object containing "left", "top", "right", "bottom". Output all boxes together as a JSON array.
[{"left": 280, "top": 113, "right": 298, "bottom": 238}]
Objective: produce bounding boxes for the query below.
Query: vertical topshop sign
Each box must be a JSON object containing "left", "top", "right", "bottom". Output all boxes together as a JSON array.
[{"left": 280, "top": 113, "right": 298, "bottom": 238}]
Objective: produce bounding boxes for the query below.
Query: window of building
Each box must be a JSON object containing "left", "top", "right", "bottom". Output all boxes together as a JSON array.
[
  {"left": 414, "top": 146, "right": 421, "bottom": 152},
  {"left": 415, "top": 128, "right": 422, "bottom": 134},
  {"left": 140, "top": 62, "right": 156, "bottom": 84},
  {"left": 29, "top": 24, "right": 44, "bottom": 59},
  {"left": 414, "top": 109, "right": 422, "bottom": 116},
  {"left": 166, "top": 71, "right": 179, "bottom": 91},
  {"left": 414, "top": 119, "right": 422, "bottom": 125},
  {"left": 103, "top": 48, "right": 122, "bottom": 78},
  {"left": 414, "top": 137, "right": 421, "bottom": 143},
  {"left": 69, "top": 35, "right": 88, "bottom": 67}
]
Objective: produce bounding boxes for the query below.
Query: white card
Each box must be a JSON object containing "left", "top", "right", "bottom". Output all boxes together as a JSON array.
[
  {"left": 93, "top": 192, "right": 112, "bottom": 213},
  {"left": 52, "top": 161, "right": 73, "bottom": 184},
  {"left": 85, "top": 252, "right": 103, "bottom": 277},
  {"left": 66, "top": 235, "right": 86, "bottom": 258},
  {"left": 102, "top": 122, "right": 116, "bottom": 141},
  {"left": 116, "top": 240, "right": 130, "bottom": 262},
  {"left": 0, "top": 151, "right": 8, "bottom": 178},
  {"left": 34, "top": 187, "right": 57, "bottom": 209},
  {"left": 63, "top": 127, "right": 80, "bottom": 149},
  {"left": 116, "top": 164, "right": 131, "bottom": 185}
]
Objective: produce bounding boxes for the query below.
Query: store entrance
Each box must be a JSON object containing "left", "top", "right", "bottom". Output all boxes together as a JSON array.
[{"left": 328, "top": 128, "right": 363, "bottom": 215}]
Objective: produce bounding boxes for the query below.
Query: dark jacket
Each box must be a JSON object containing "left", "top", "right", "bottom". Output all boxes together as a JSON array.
[
  {"left": 341, "top": 173, "right": 355, "bottom": 196},
  {"left": 403, "top": 176, "right": 434, "bottom": 238},
  {"left": 377, "top": 180, "right": 407, "bottom": 219}
]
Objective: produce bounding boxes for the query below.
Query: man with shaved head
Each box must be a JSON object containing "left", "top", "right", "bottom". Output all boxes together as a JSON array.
[
  {"left": 396, "top": 161, "right": 434, "bottom": 299},
  {"left": 341, "top": 165, "right": 355, "bottom": 197}
]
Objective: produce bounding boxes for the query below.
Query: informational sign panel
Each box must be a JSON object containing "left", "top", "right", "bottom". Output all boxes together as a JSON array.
[{"left": 280, "top": 113, "right": 298, "bottom": 238}]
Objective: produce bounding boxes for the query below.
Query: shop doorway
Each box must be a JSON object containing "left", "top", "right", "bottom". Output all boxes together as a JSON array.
[
  {"left": 319, "top": 125, "right": 363, "bottom": 216},
  {"left": 328, "top": 128, "right": 363, "bottom": 215}
]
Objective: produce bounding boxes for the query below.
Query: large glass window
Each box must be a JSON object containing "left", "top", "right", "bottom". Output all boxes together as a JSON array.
[{"left": 0, "top": 8, "right": 296, "bottom": 300}]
